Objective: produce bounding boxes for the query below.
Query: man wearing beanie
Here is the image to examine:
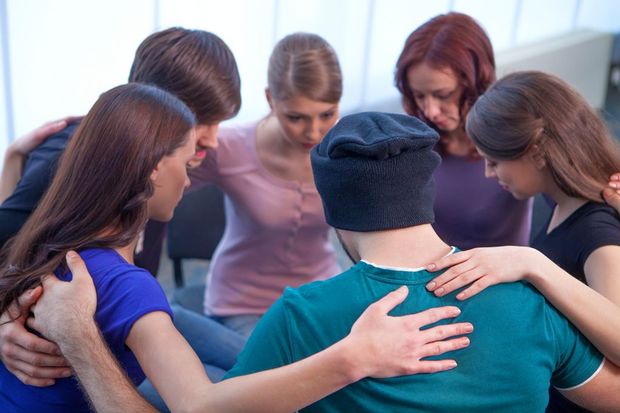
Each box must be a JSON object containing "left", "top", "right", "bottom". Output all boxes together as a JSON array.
[{"left": 225, "top": 112, "right": 616, "bottom": 411}]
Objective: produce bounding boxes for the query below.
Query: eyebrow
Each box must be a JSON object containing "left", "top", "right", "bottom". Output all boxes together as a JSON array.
[
  {"left": 285, "top": 106, "right": 338, "bottom": 116},
  {"left": 412, "top": 87, "right": 457, "bottom": 95}
]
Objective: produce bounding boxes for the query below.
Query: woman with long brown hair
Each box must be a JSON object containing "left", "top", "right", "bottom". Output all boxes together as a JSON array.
[
  {"left": 0, "top": 83, "right": 472, "bottom": 413},
  {"left": 423, "top": 70, "right": 620, "bottom": 413},
  {"left": 395, "top": 12, "right": 532, "bottom": 249}
]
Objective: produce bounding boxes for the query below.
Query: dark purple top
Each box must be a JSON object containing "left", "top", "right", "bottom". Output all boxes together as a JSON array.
[{"left": 433, "top": 154, "right": 533, "bottom": 249}]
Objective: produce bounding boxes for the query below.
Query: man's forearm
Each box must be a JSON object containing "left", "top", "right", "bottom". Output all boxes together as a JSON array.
[{"left": 58, "top": 320, "right": 157, "bottom": 413}]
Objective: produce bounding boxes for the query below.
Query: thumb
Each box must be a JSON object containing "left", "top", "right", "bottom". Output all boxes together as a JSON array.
[
  {"left": 65, "top": 251, "right": 91, "bottom": 284},
  {"left": 17, "top": 285, "right": 43, "bottom": 311},
  {"left": 372, "top": 286, "right": 409, "bottom": 315}
]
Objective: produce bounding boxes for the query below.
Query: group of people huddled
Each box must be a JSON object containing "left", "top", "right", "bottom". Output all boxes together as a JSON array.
[{"left": 0, "top": 11, "right": 619, "bottom": 413}]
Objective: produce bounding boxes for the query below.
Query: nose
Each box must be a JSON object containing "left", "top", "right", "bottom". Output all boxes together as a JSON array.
[
  {"left": 484, "top": 163, "right": 496, "bottom": 179},
  {"left": 306, "top": 119, "right": 322, "bottom": 142},
  {"left": 422, "top": 98, "right": 441, "bottom": 120},
  {"left": 197, "top": 124, "right": 220, "bottom": 150}
]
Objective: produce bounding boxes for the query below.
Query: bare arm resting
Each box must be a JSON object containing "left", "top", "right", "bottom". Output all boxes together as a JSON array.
[
  {"left": 426, "top": 246, "right": 620, "bottom": 366},
  {"left": 32, "top": 252, "right": 471, "bottom": 413}
]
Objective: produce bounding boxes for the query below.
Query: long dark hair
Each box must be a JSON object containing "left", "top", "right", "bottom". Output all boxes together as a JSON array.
[
  {"left": 0, "top": 83, "right": 196, "bottom": 315},
  {"left": 467, "top": 71, "right": 620, "bottom": 202}
]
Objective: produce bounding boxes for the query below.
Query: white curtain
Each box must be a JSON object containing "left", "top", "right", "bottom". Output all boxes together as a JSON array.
[{"left": 0, "top": 0, "right": 619, "bottom": 158}]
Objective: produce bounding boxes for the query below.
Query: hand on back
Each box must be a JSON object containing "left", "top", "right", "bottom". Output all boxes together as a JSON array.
[{"left": 344, "top": 286, "right": 473, "bottom": 379}]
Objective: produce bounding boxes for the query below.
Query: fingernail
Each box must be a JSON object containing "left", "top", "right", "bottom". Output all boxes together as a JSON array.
[
  {"left": 427, "top": 264, "right": 436, "bottom": 270},
  {"left": 66, "top": 251, "right": 78, "bottom": 259},
  {"left": 426, "top": 281, "right": 436, "bottom": 290},
  {"left": 435, "top": 287, "right": 445, "bottom": 296},
  {"left": 464, "top": 324, "right": 473, "bottom": 333},
  {"left": 451, "top": 307, "right": 461, "bottom": 316},
  {"left": 461, "top": 337, "right": 470, "bottom": 346},
  {"left": 62, "top": 369, "right": 72, "bottom": 378},
  {"left": 449, "top": 361, "right": 457, "bottom": 368},
  {"left": 456, "top": 292, "right": 465, "bottom": 300}
]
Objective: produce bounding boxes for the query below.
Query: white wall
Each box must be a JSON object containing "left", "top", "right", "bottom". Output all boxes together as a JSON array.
[{"left": 1, "top": 0, "right": 620, "bottom": 162}]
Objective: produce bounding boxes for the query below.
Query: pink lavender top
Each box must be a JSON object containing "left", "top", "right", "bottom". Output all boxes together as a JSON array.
[
  {"left": 433, "top": 154, "right": 533, "bottom": 249},
  {"left": 190, "top": 122, "right": 340, "bottom": 316}
]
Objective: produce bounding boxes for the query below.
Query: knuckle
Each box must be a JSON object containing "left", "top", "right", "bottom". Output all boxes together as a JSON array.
[
  {"left": 433, "top": 326, "right": 446, "bottom": 339},
  {"left": 404, "top": 318, "right": 418, "bottom": 331},
  {"left": 0, "top": 342, "right": 12, "bottom": 357},
  {"left": 29, "top": 354, "right": 42, "bottom": 366},
  {"left": 23, "top": 364, "right": 37, "bottom": 377}
]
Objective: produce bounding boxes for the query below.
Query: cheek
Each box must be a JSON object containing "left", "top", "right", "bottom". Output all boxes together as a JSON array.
[
  {"left": 447, "top": 102, "right": 461, "bottom": 119},
  {"left": 281, "top": 121, "right": 303, "bottom": 138},
  {"left": 319, "top": 119, "right": 336, "bottom": 135}
]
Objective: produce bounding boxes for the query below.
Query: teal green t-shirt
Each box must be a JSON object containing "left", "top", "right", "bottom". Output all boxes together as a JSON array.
[{"left": 225, "top": 261, "right": 603, "bottom": 412}]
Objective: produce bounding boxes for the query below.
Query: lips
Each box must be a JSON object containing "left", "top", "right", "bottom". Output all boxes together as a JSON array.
[{"left": 194, "top": 150, "right": 207, "bottom": 159}]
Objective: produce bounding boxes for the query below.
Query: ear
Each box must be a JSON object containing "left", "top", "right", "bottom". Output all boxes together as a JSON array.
[
  {"left": 150, "top": 161, "right": 162, "bottom": 183},
  {"left": 265, "top": 88, "right": 274, "bottom": 110},
  {"left": 529, "top": 144, "right": 546, "bottom": 169}
]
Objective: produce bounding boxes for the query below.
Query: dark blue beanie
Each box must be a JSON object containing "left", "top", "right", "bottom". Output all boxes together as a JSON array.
[{"left": 311, "top": 112, "right": 440, "bottom": 232}]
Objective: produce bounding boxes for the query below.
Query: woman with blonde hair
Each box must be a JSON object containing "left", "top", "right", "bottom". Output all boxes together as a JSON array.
[{"left": 188, "top": 32, "right": 344, "bottom": 337}]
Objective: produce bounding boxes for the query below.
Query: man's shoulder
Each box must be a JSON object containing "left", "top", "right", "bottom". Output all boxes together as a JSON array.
[
  {"left": 28, "top": 122, "right": 79, "bottom": 157},
  {"left": 282, "top": 266, "right": 359, "bottom": 302}
]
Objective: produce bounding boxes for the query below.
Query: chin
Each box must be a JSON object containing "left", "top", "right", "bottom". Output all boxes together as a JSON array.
[
  {"left": 511, "top": 192, "right": 530, "bottom": 201},
  {"left": 150, "top": 210, "right": 175, "bottom": 222}
]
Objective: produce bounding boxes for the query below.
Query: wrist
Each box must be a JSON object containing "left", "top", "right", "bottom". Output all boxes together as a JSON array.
[
  {"left": 335, "top": 335, "right": 369, "bottom": 383},
  {"left": 54, "top": 314, "right": 97, "bottom": 351},
  {"left": 523, "top": 248, "right": 549, "bottom": 285}
]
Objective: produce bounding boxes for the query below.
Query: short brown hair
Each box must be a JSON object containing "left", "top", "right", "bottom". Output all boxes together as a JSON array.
[
  {"left": 129, "top": 27, "right": 241, "bottom": 124},
  {"left": 268, "top": 32, "right": 342, "bottom": 103},
  {"left": 467, "top": 71, "right": 620, "bottom": 202}
]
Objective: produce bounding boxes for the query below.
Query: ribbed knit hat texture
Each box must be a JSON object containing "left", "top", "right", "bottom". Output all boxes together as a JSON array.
[{"left": 311, "top": 112, "right": 441, "bottom": 231}]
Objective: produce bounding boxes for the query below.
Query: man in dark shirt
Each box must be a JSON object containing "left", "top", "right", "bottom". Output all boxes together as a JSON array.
[
  {"left": 0, "top": 28, "right": 241, "bottom": 274},
  {"left": 0, "top": 123, "right": 78, "bottom": 247}
]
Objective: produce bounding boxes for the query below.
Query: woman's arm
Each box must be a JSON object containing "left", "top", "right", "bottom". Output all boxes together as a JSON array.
[
  {"left": 426, "top": 246, "right": 620, "bottom": 366},
  {"left": 128, "top": 287, "right": 471, "bottom": 413},
  {"left": 33, "top": 252, "right": 472, "bottom": 413}
]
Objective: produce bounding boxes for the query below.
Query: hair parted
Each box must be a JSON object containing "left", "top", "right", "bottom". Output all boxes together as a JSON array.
[
  {"left": 268, "top": 32, "right": 342, "bottom": 103},
  {"left": 467, "top": 70, "right": 620, "bottom": 202},
  {"left": 395, "top": 12, "right": 495, "bottom": 128}
]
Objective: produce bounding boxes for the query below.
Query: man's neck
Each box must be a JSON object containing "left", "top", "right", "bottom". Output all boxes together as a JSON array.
[{"left": 355, "top": 224, "right": 451, "bottom": 269}]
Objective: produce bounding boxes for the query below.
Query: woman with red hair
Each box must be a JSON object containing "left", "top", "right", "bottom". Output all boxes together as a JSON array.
[{"left": 395, "top": 12, "right": 533, "bottom": 249}]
